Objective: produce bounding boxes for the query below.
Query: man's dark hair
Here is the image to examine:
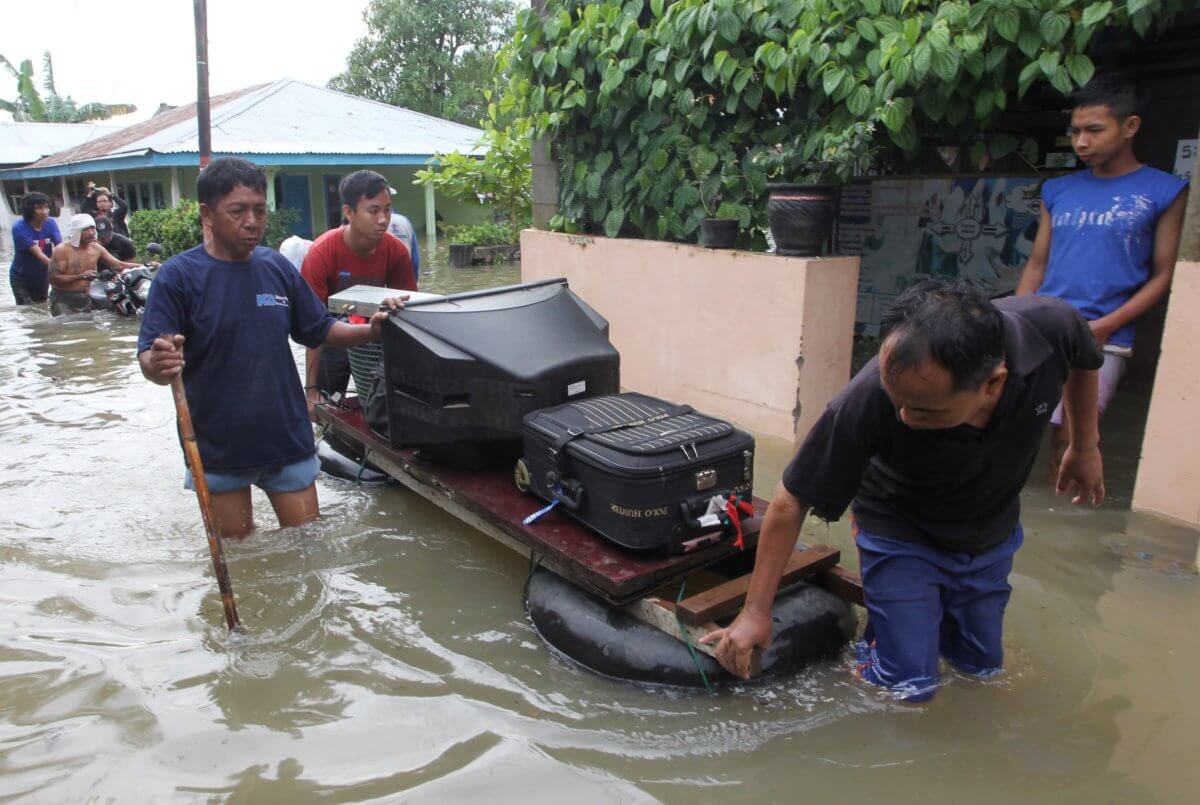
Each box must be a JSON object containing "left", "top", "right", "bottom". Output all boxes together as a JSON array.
[
  {"left": 19, "top": 191, "right": 52, "bottom": 222},
  {"left": 196, "top": 157, "right": 267, "bottom": 206},
  {"left": 879, "top": 278, "right": 1005, "bottom": 392},
  {"left": 339, "top": 170, "right": 390, "bottom": 211},
  {"left": 1073, "top": 74, "right": 1147, "bottom": 120}
]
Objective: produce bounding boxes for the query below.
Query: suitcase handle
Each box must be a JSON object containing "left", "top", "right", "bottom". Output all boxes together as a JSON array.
[{"left": 545, "top": 472, "right": 585, "bottom": 511}]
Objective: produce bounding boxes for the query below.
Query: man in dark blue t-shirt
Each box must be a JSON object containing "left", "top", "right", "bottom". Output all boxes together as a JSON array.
[
  {"left": 138, "top": 157, "right": 406, "bottom": 539},
  {"left": 9, "top": 191, "right": 62, "bottom": 304}
]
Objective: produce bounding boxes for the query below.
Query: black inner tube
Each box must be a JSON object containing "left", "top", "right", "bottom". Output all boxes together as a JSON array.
[
  {"left": 317, "top": 435, "right": 392, "bottom": 485},
  {"left": 524, "top": 567, "right": 857, "bottom": 689}
]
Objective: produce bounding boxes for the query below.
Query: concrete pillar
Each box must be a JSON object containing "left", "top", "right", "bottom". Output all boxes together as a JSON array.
[
  {"left": 424, "top": 182, "right": 436, "bottom": 241},
  {"left": 532, "top": 136, "right": 559, "bottom": 230},
  {"left": 169, "top": 168, "right": 181, "bottom": 207},
  {"left": 265, "top": 168, "right": 278, "bottom": 211},
  {"left": 59, "top": 176, "right": 70, "bottom": 212},
  {"left": 107, "top": 171, "right": 116, "bottom": 194},
  {"left": 1132, "top": 141, "right": 1200, "bottom": 541},
  {"left": 22, "top": 180, "right": 29, "bottom": 194},
  {"left": 530, "top": 0, "right": 558, "bottom": 230}
]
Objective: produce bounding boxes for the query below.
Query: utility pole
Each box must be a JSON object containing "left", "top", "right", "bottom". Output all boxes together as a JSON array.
[{"left": 194, "top": 0, "right": 212, "bottom": 168}]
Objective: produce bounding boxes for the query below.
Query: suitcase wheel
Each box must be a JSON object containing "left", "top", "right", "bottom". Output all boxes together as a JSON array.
[{"left": 514, "top": 458, "right": 532, "bottom": 493}]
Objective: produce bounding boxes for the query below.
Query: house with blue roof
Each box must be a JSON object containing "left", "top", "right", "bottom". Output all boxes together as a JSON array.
[{"left": 0, "top": 79, "right": 491, "bottom": 240}]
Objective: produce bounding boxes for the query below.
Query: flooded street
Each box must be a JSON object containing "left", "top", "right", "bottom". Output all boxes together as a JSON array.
[{"left": 1, "top": 242, "right": 1198, "bottom": 803}]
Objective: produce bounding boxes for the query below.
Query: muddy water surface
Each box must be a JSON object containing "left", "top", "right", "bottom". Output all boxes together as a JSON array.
[{"left": 1, "top": 242, "right": 1197, "bottom": 803}]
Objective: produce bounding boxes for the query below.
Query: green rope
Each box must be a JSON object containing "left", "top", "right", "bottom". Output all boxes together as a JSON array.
[
  {"left": 676, "top": 579, "right": 715, "bottom": 694},
  {"left": 354, "top": 450, "right": 369, "bottom": 484}
]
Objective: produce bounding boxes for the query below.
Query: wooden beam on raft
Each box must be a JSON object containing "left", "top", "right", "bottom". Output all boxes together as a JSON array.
[
  {"left": 674, "top": 544, "right": 841, "bottom": 625},
  {"left": 624, "top": 596, "right": 762, "bottom": 676},
  {"left": 811, "top": 565, "right": 865, "bottom": 607}
]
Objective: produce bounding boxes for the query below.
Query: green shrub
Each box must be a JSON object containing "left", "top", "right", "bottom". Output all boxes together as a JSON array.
[
  {"left": 444, "top": 221, "right": 519, "bottom": 246},
  {"left": 130, "top": 202, "right": 302, "bottom": 258},
  {"left": 130, "top": 201, "right": 203, "bottom": 258}
]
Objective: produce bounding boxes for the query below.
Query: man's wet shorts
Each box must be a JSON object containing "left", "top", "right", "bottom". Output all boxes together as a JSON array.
[
  {"left": 184, "top": 454, "right": 320, "bottom": 494},
  {"left": 853, "top": 522, "right": 1023, "bottom": 702}
]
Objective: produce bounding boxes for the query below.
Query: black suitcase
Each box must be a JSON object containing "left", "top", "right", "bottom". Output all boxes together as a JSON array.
[{"left": 520, "top": 393, "right": 755, "bottom": 553}]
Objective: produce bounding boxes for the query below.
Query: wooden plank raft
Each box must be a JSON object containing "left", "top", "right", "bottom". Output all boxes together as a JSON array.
[{"left": 315, "top": 401, "right": 865, "bottom": 647}]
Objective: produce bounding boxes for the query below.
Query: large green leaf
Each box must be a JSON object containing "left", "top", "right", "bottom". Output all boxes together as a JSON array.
[
  {"left": 1038, "top": 12, "right": 1070, "bottom": 46},
  {"left": 1066, "top": 54, "right": 1095, "bottom": 88},
  {"left": 604, "top": 207, "right": 625, "bottom": 237},
  {"left": 1081, "top": 2, "right": 1113, "bottom": 27},
  {"left": 995, "top": 9, "right": 1020, "bottom": 42}
]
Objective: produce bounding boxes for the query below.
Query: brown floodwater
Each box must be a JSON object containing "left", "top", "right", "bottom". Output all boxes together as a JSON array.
[{"left": 1, "top": 242, "right": 1198, "bottom": 803}]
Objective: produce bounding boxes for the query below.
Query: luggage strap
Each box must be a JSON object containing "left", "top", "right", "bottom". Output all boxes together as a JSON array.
[{"left": 546, "top": 401, "right": 695, "bottom": 475}]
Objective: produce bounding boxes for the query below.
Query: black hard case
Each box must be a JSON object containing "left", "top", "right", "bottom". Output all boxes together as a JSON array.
[{"left": 522, "top": 393, "right": 755, "bottom": 553}]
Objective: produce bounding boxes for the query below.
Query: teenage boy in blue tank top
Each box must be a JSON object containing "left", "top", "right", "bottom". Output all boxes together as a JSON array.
[
  {"left": 138, "top": 158, "right": 407, "bottom": 539},
  {"left": 1017, "top": 75, "right": 1188, "bottom": 471}
]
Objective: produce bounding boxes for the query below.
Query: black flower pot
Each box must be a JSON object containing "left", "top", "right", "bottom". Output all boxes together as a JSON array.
[
  {"left": 767, "top": 183, "right": 837, "bottom": 256},
  {"left": 699, "top": 218, "right": 738, "bottom": 249}
]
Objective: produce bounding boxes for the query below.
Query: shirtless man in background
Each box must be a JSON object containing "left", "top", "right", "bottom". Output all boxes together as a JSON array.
[{"left": 49, "top": 214, "right": 146, "bottom": 316}]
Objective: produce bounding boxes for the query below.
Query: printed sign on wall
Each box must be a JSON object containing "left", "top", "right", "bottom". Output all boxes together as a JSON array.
[{"left": 837, "top": 176, "right": 1043, "bottom": 334}]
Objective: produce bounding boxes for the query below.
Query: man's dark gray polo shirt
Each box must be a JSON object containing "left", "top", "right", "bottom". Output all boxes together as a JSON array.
[{"left": 782, "top": 295, "right": 1104, "bottom": 554}]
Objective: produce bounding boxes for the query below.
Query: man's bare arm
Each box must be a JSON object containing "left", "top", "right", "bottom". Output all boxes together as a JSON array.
[
  {"left": 1015, "top": 207, "right": 1052, "bottom": 296},
  {"left": 1086, "top": 192, "right": 1187, "bottom": 343},
  {"left": 47, "top": 247, "right": 79, "bottom": 289},
  {"left": 96, "top": 244, "right": 140, "bottom": 272},
  {"left": 700, "top": 483, "right": 812, "bottom": 678},
  {"left": 1057, "top": 367, "right": 1104, "bottom": 506}
]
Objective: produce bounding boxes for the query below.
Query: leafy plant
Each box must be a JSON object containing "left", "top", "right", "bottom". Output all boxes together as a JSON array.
[
  {"left": 130, "top": 202, "right": 203, "bottom": 258},
  {"left": 130, "top": 202, "right": 300, "bottom": 257},
  {"left": 444, "top": 221, "right": 519, "bottom": 246},
  {"left": 499, "top": 0, "right": 1191, "bottom": 242},
  {"left": 1, "top": 52, "right": 135, "bottom": 122},
  {"left": 415, "top": 119, "right": 532, "bottom": 243},
  {"left": 685, "top": 143, "right": 752, "bottom": 225}
]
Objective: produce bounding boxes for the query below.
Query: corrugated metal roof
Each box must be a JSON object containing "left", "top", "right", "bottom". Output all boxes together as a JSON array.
[
  {"left": 18, "top": 80, "right": 487, "bottom": 170},
  {"left": 0, "top": 122, "right": 124, "bottom": 165}
]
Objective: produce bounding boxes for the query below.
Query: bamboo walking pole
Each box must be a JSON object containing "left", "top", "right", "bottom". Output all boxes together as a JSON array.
[{"left": 171, "top": 374, "right": 241, "bottom": 631}]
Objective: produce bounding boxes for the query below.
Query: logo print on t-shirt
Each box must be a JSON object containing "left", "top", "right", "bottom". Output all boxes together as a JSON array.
[
  {"left": 1035, "top": 402, "right": 1049, "bottom": 416},
  {"left": 256, "top": 293, "right": 290, "bottom": 308}
]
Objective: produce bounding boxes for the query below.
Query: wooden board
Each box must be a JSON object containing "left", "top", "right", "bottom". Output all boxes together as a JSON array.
[
  {"left": 623, "top": 596, "right": 762, "bottom": 677},
  {"left": 674, "top": 544, "right": 841, "bottom": 625},
  {"left": 811, "top": 565, "right": 865, "bottom": 607},
  {"left": 315, "top": 404, "right": 768, "bottom": 606}
]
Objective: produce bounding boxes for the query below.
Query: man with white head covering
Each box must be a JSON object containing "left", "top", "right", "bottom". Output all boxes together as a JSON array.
[{"left": 48, "top": 214, "right": 148, "bottom": 315}]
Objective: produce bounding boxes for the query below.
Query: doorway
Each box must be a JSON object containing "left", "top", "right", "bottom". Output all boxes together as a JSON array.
[
  {"left": 275, "top": 173, "right": 313, "bottom": 238},
  {"left": 323, "top": 173, "right": 343, "bottom": 231}
]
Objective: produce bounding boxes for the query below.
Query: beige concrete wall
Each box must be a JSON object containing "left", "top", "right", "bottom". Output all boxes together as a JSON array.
[
  {"left": 1132, "top": 260, "right": 1200, "bottom": 530},
  {"left": 520, "top": 230, "right": 859, "bottom": 445}
]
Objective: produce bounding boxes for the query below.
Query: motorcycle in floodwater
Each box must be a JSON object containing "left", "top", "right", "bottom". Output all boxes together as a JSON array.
[{"left": 87, "top": 242, "right": 165, "bottom": 317}]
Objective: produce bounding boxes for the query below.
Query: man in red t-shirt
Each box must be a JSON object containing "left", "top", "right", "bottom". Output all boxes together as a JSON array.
[{"left": 301, "top": 170, "right": 416, "bottom": 417}]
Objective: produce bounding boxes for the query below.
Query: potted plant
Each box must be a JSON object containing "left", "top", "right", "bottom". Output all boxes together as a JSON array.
[
  {"left": 755, "top": 122, "right": 877, "bottom": 256},
  {"left": 686, "top": 145, "right": 751, "bottom": 249}
]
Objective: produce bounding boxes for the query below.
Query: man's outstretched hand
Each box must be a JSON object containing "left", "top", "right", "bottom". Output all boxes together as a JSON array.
[
  {"left": 1056, "top": 443, "right": 1105, "bottom": 506},
  {"left": 368, "top": 295, "right": 409, "bottom": 339},
  {"left": 699, "top": 608, "right": 772, "bottom": 680}
]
